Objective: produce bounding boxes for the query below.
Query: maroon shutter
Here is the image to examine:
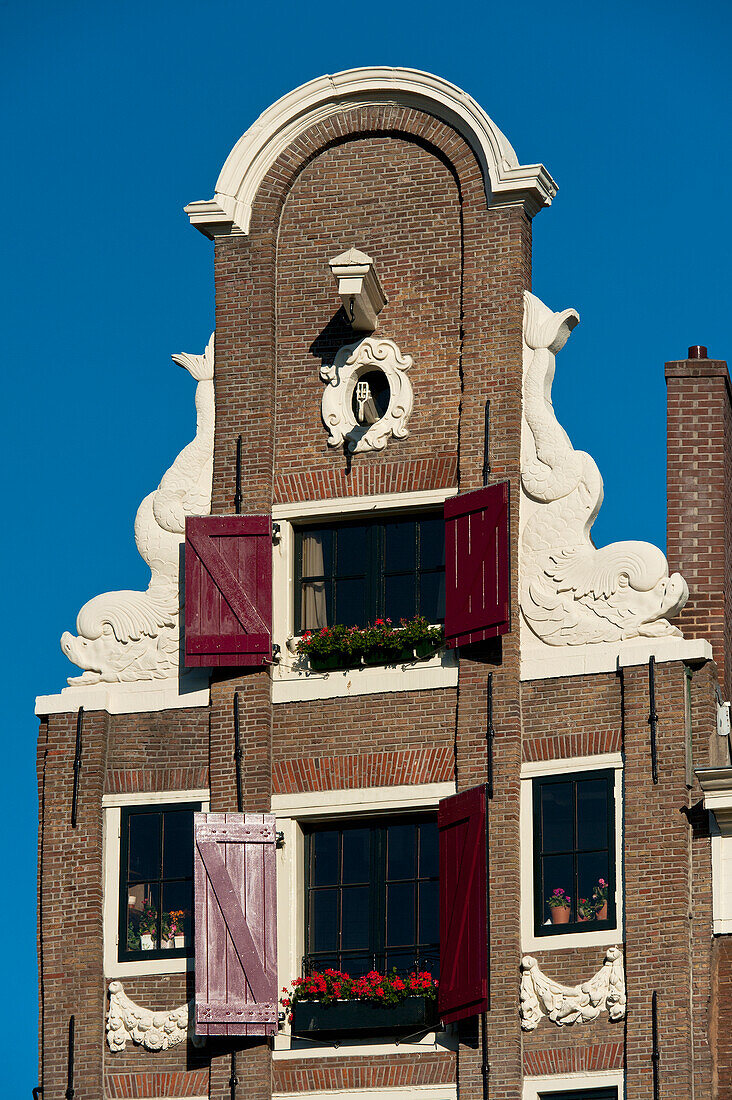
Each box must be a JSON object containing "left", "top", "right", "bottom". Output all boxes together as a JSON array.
[
  {"left": 194, "top": 812, "right": 278, "bottom": 1036},
  {"left": 185, "top": 515, "right": 272, "bottom": 667},
  {"left": 444, "top": 482, "right": 510, "bottom": 648},
  {"left": 438, "top": 785, "right": 488, "bottom": 1024}
]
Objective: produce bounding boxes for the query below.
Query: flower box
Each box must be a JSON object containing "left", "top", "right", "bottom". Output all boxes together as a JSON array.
[{"left": 291, "top": 996, "right": 439, "bottom": 1037}]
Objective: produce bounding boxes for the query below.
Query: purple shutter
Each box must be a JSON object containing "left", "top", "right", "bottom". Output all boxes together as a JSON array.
[
  {"left": 194, "top": 812, "right": 278, "bottom": 1037},
  {"left": 185, "top": 515, "right": 272, "bottom": 667},
  {"left": 444, "top": 482, "right": 510, "bottom": 648},
  {"left": 438, "top": 785, "right": 488, "bottom": 1024}
]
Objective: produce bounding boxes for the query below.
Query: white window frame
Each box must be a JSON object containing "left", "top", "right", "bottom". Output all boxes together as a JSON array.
[
  {"left": 711, "top": 826, "right": 732, "bottom": 934},
  {"left": 272, "top": 782, "right": 457, "bottom": 1058},
  {"left": 520, "top": 754, "right": 624, "bottom": 952},
  {"left": 522, "top": 1070, "right": 624, "bottom": 1098},
  {"left": 270, "top": 488, "right": 459, "bottom": 704},
  {"left": 273, "top": 1089, "right": 456, "bottom": 1100},
  {"left": 102, "top": 788, "right": 210, "bottom": 978}
]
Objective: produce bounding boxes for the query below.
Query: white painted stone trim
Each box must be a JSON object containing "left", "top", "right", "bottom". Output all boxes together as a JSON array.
[
  {"left": 271, "top": 489, "right": 458, "bottom": 704},
  {"left": 274, "top": 783, "right": 454, "bottom": 1059},
  {"left": 520, "top": 759, "right": 623, "bottom": 951},
  {"left": 107, "top": 980, "right": 204, "bottom": 1051},
  {"left": 273, "top": 1087, "right": 456, "bottom": 1099},
  {"left": 522, "top": 1071, "right": 623, "bottom": 1098},
  {"left": 521, "top": 636, "right": 712, "bottom": 682},
  {"left": 320, "top": 337, "right": 414, "bottom": 454},
  {"left": 185, "top": 67, "right": 556, "bottom": 237},
  {"left": 520, "top": 946, "right": 626, "bottom": 1030},
  {"left": 36, "top": 674, "right": 210, "bottom": 716},
  {"left": 103, "top": 791, "right": 209, "bottom": 978}
]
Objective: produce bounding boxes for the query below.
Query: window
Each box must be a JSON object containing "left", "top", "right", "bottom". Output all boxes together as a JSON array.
[
  {"left": 532, "top": 770, "right": 615, "bottom": 937},
  {"left": 538, "top": 1091, "right": 617, "bottom": 1100},
  {"left": 295, "top": 513, "right": 445, "bottom": 633},
  {"left": 118, "top": 802, "right": 199, "bottom": 962},
  {"left": 304, "top": 816, "right": 439, "bottom": 977}
]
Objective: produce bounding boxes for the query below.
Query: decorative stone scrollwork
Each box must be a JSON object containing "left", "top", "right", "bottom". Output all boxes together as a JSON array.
[
  {"left": 60, "top": 336, "right": 215, "bottom": 684},
  {"left": 519, "top": 946, "right": 626, "bottom": 1030},
  {"left": 106, "top": 980, "right": 204, "bottom": 1051},
  {"left": 320, "top": 337, "right": 413, "bottom": 454},
  {"left": 520, "top": 291, "right": 688, "bottom": 647}
]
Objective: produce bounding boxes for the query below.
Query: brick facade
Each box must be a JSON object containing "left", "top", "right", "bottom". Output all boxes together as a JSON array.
[{"left": 37, "top": 71, "right": 729, "bottom": 1100}]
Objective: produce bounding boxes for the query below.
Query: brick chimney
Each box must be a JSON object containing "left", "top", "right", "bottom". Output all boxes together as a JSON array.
[{"left": 666, "top": 346, "right": 732, "bottom": 700}]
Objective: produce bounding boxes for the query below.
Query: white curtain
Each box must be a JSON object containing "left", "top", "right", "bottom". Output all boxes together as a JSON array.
[{"left": 301, "top": 532, "right": 327, "bottom": 629}]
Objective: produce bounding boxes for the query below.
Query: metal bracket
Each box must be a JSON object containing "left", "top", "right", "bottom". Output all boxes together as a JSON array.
[
  {"left": 276, "top": 830, "right": 285, "bottom": 849},
  {"left": 272, "top": 521, "right": 282, "bottom": 543}
]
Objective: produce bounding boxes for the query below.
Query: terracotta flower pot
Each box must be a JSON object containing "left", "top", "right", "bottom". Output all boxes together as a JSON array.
[
  {"left": 550, "top": 906, "right": 571, "bottom": 924},
  {"left": 596, "top": 902, "right": 608, "bottom": 921}
]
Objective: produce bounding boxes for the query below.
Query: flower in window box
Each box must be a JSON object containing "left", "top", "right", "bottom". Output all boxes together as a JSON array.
[
  {"left": 592, "top": 878, "right": 609, "bottom": 921},
  {"left": 296, "top": 615, "right": 444, "bottom": 670},
  {"left": 546, "top": 887, "right": 571, "bottom": 924},
  {"left": 577, "top": 896, "right": 597, "bottom": 922},
  {"left": 283, "top": 968, "right": 439, "bottom": 1036}
]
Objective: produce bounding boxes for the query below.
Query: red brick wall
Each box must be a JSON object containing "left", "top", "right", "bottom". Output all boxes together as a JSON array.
[{"left": 666, "top": 355, "right": 732, "bottom": 701}]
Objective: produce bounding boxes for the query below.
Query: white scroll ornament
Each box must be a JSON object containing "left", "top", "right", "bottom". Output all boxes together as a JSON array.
[
  {"left": 106, "top": 980, "right": 204, "bottom": 1051},
  {"left": 320, "top": 336, "right": 413, "bottom": 454},
  {"left": 519, "top": 946, "right": 626, "bottom": 1030}
]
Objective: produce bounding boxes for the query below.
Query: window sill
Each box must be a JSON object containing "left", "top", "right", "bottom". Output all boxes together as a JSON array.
[
  {"left": 522, "top": 927, "right": 623, "bottom": 953},
  {"left": 271, "top": 647, "right": 458, "bottom": 703},
  {"left": 104, "top": 956, "right": 194, "bottom": 979},
  {"left": 273, "top": 1027, "right": 455, "bottom": 1058}
]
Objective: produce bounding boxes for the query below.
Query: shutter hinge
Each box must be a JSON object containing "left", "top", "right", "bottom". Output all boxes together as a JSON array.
[
  {"left": 272, "top": 642, "right": 281, "bottom": 662},
  {"left": 275, "top": 830, "right": 285, "bottom": 849},
  {"left": 272, "top": 522, "right": 282, "bottom": 543}
]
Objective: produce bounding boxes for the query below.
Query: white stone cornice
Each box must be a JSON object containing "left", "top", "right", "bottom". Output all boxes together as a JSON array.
[
  {"left": 697, "top": 767, "right": 732, "bottom": 835},
  {"left": 186, "top": 67, "right": 557, "bottom": 236}
]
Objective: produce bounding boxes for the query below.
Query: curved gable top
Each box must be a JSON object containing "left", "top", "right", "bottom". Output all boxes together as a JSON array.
[{"left": 185, "top": 67, "right": 558, "bottom": 237}]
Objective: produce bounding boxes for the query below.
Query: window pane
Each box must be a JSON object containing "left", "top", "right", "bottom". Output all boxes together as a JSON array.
[
  {"left": 162, "top": 810, "right": 194, "bottom": 880},
  {"left": 385, "top": 520, "right": 417, "bottom": 573},
  {"left": 418, "top": 822, "right": 438, "bottom": 878},
  {"left": 387, "top": 823, "right": 416, "bottom": 880},
  {"left": 577, "top": 779, "right": 609, "bottom": 851},
  {"left": 541, "top": 853, "right": 574, "bottom": 923},
  {"left": 128, "top": 812, "right": 160, "bottom": 883},
  {"left": 419, "top": 571, "right": 445, "bottom": 622},
  {"left": 342, "top": 886, "right": 370, "bottom": 949},
  {"left": 336, "top": 525, "right": 369, "bottom": 573},
  {"left": 335, "top": 577, "right": 366, "bottom": 626},
  {"left": 419, "top": 517, "right": 445, "bottom": 571},
  {"left": 340, "top": 952, "right": 372, "bottom": 977},
  {"left": 311, "top": 890, "right": 338, "bottom": 952},
  {"left": 419, "top": 880, "right": 439, "bottom": 944},
  {"left": 385, "top": 574, "right": 416, "bottom": 624},
  {"left": 127, "top": 881, "right": 159, "bottom": 951},
  {"left": 311, "top": 831, "right": 339, "bottom": 886},
  {"left": 540, "top": 782, "right": 574, "bottom": 853},
  {"left": 578, "top": 851, "right": 610, "bottom": 914},
  {"left": 342, "top": 829, "right": 370, "bottom": 884},
  {"left": 386, "top": 947, "right": 417, "bottom": 973},
  {"left": 161, "top": 880, "right": 193, "bottom": 949},
  {"left": 387, "top": 883, "right": 416, "bottom": 945}
]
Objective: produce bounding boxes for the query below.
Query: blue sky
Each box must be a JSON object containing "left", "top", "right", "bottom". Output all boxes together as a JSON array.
[{"left": 3, "top": 0, "right": 731, "bottom": 1091}]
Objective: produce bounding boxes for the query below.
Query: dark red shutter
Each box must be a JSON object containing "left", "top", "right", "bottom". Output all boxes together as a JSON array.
[
  {"left": 444, "top": 482, "right": 510, "bottom": 648},
  {"left": 194, "top": 812, "right": 278, "bottom": 1036},
  {"left": 438, "top": 785, "right": 488, "bottom": 1024},
  {"left": 185, "top": 515, "right": 272, "bottom": 667}
]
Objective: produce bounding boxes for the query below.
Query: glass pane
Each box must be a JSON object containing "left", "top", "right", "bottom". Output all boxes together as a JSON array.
[
  {"left": 309, "top": 953, "right": 339, "bottom": 973},
  {"left": 335, "top": 577, "right": 366, "bottom": 626},
  {"left": 385, "top": 947, "right": 417, "bottom": 973},
  {"left": 387, "top": 883, "right": 415, "bottom": 946},
  {"left": 541, "top": 853, "right": 574, "bottom": 923},
  {"left": 128, "top": 812, "right": 160, "bottom": 883},
  {"left": 578, "top": 851, "right": 610, "bottom": 918},
  {"left": 162, "top": 810, "right": 194, "bottom": 880},
  {"left": 336, "top": 526, "right": 368, "bottom": 574},
  {"left": 340, "top": 952, "right": 372, "bottom": 978},
  {"left": 540, "top": 781, "right": 574, "bottom": 854},
  {"left": 385, "top": 520, "right": 417, "bottom": 574},
  {"left": 161, "top": 880, "right": 193, "bottom": 949},
  {"left": 311, "top": 831, "right": 339, "bottom": 886},
  {"left": 311, "top": 889, "right": 338, "bottom": 952},
  {"left": 577, "top": 778, "right": 609, "bottom": 851},
  {"left": 341, "top": 886, "right": 370, "bottom": 949},
  {"left": 419, "top": 517, "right": 445, "bottom": 571},
  {"left": 419, "top": 571, "right": 445, "bottom": 623},
  {"left": 385, "top": 574, "right": 417, "bottom": 625},
  {"left": 301, "top": 580, "right": 331, "bottom": 631},
  {"left": 418, "top": 822, "right": 438, "bottom": 878},
  {"left": 419, "top": 880, "right": 439, "bottom": 944},
  {"left": 127, "top": 881, "right": 159, "bottom": 951},
  {"left": 387, "top": 823, "right": 416, "bottom": 880},
  {"left": 342, "top": 828, "right": 370, "bottom": 884}
]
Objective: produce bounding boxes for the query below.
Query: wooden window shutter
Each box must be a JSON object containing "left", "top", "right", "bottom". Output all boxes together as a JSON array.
[
  {"left": 444, "top": 482, "right": 510, "bottom": 648},
  {"left": 438, "top": 785, "right": 488, "bottom": 1024},
  {"left": 194, "top": 812, "right": 278, "bottom": 1036},
  {"left": 185, "top": 515, "right": 272, "bottom": 667}
]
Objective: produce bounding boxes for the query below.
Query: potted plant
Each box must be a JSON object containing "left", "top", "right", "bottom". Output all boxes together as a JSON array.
[
  {"left": 164, "top": 909, "right": 186, "bottom": 949},
  {"left": 592, "top": 878, "right": 609, "bottom": 921},
  {"left": 296, "top": 616, "right": 444, "bottom": 672},
  {"left": 283, "top": 968, "right": 439, "bottom": 1037},
  {"left": 139, "top": 904, "right": 157, "bottom": 950},
  {"left": 577, "top": 896, "right": 597, "bottom": 922},
  {"left": 547, "top": 887, "right": 572, "bottom": 924}
]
